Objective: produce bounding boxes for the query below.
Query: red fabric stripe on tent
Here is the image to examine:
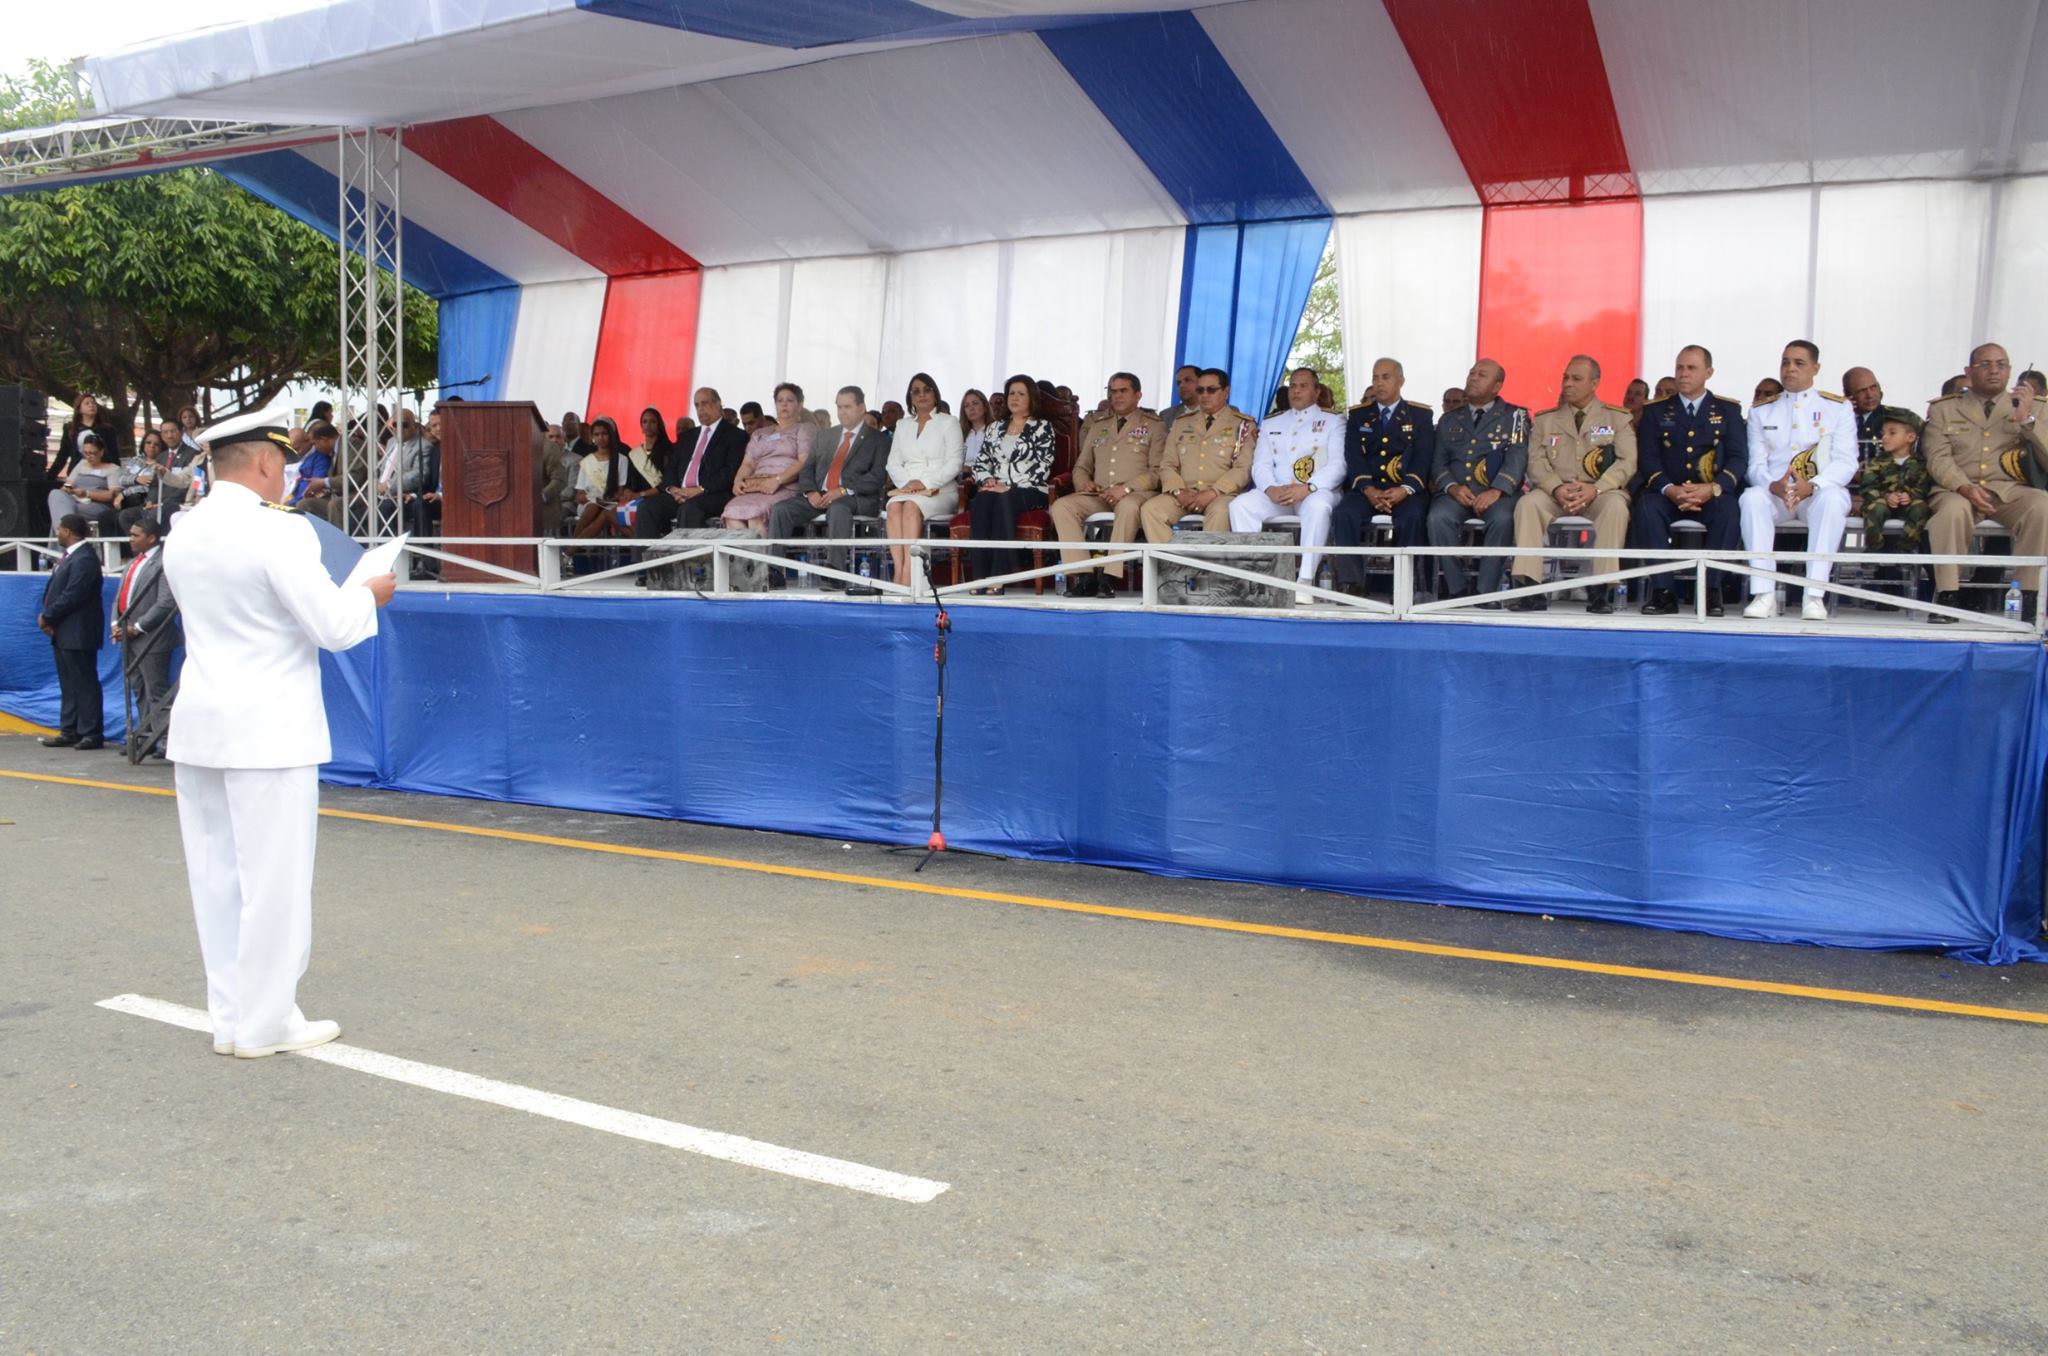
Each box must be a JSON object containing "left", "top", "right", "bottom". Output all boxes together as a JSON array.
[
  {"left": 1380, "top": 0, "right": 1633, "bottom": 203},
  {"left": 585, "top": 272, "right": 701, "bottom": 426},
  {"left": 1476, "top": 200, "right": 1642, "bottom": 410},
  {"left": 406, "top": 117, "right": 698, "bottom": 276}
]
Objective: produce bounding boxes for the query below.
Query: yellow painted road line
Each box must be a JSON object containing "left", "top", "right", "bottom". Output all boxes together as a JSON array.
[{"left": 5, "top": 766, "right": 2045, "bottom": 1028}]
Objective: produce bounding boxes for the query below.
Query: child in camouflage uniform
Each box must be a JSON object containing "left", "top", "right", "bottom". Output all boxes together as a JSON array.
[
  {"left": 1859, "top": 406, "right": 1931, "bottom": 605},
  {"left": 1859, "top": 406, "right": 1931, "bottom": 549}
]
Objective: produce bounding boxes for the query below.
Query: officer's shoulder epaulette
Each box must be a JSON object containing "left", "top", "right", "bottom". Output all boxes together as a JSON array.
[
  {"left": 1928, "top": 392, "right": 1962, "bottom": 405},
  {"left": 1751, "top": 394, "right": 1780, "bottom": 408},
  {"left": 1348, "top": 400, "right": 1372, "bottom": 412},
  {"left": 1817, "top": 390, "right": 1846, "bottom": 403},
  {"left": 1407, "top": 400, "right": 1433, "bottom": 413},
  {"left": 1643, "top": 395, "right": 1673, "bottom": 406}
]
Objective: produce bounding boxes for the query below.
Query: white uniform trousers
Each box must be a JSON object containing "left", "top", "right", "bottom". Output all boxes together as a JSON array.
[
  {"left": 174, "top": 762, "right": 320, "bottom": 1049},
  {"left": 1740, "top": 484, "right": 1849, "bottom": 593},
  {"left": 1230, "top": 487, "right": 1341, "bottom": 580}
]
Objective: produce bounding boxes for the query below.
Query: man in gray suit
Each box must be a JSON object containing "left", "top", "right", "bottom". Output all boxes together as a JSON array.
[
  {"left": 769, "top": 385, "right": 888, "bottom": 589},
  {"left": 1425, "top": 358, "right": 1529, "bottom": 605},
  {"left": 111, "top": 516, "right": 179, "bottom": 756}
]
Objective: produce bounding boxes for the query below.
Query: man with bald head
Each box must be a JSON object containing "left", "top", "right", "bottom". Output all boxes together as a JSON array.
[
  {"left": 638, "top": 387, "right": 747, "bottom": 538},
  {"left": 1510, "top": 355, "right": 1635, "bottom": 612},
  {"left": 1922, "top": 342, "right": 2048, "bottom": 620},
  {"left": 1426, "top": 358, "right": 1527, "bottom": 604}
]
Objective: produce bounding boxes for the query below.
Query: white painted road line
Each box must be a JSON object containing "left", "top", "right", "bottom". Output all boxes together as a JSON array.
[{"left": 95, "top": 994, "right": 950, "bottom": 1204}]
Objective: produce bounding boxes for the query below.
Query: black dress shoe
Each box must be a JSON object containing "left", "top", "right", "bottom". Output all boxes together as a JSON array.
[
  {"left": 1641, "top": 593, "right": 1679, "bottom": 616},
  {"left": 1584, "top": 594, "right": 1613, "bottom": 615},
  {"left": 1705, "top": 598, "right": 1724, "bottom": 618},
  {"left": 1509, "top": 593, "right": 1548, "bottom": 612},
  {"left": 74, "top": 739, "right": 105, "bottom": 751},
  {"left": 1066, "top": 575, "right": 1097, "bottom": 598},
  {"left": 1476, "top": 600, "right": 1503, "bottom": 610},
  {"left": 1931, "top": 589, "right": 1962, "bottom": 623},
  {"left": 1339, "top": 582, "right": 1367, "bottom": 598},
  {"left": 38, "top": 734, "right": 78, "bottom": 748},
  {"left": 1096, "top": 580, "right": 1117, "bottom": 600}
]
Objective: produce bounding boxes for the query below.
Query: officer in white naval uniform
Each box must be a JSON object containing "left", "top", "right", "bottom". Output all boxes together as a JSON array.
[
  {"left": 1229, "top": 366, "right": 1345, "bottom": 599},
  {"left": 162, "top": 419, "right": 396, "bottom": 1058},
  {"left": 1740, "top": 340, "right": 1857, "bottom": 620}
]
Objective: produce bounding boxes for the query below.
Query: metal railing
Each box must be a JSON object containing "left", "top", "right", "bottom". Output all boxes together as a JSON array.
[{"left": 7, "top": 535, "right": 2042, "bottom": 640}]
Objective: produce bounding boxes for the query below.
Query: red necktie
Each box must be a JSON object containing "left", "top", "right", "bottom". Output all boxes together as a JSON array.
[
  {"left": 117, "top": 550, "right": 147, "bottom": 614},
  {"left": 824, "top": 429, "right": 854, "bottom": 494}
]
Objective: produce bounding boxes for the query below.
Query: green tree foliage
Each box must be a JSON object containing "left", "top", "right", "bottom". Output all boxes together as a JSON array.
[
  {"left": 0, "top": 61, "right": 435, "bottom": 447},
  {"left": 1286, "top": 239, "right": 1345, "bottom": 409}
]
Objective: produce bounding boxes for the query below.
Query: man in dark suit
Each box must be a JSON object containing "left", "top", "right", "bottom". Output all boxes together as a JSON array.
[
  {"left": 1328, "top": 356, "right": 1435, "bottom": 596},
  {"left": 637, "top": 387, "right": 747, "bottom": 539},
  {"left": 111, "top": 515, "right": 179, "bottom": 755},
  {"left": 768, "top": 385, "right": 889, "bottom": 587},
  {"left": 1630, "top": 344, "right": 1749, "bottom": 617},
  {"left": 37, "top": 513, "right": 107, "bottom": 749}
]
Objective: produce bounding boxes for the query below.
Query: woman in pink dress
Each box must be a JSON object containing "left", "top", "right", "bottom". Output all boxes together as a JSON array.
[{"left": 720, "top": 382, "right": 813, "bottom": 534}]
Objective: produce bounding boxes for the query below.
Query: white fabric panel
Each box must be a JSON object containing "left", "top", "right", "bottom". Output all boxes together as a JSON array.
[
  {"left": 683, "top": 35, "right": 1182, "bottom": 260},
  {"left": 1814, "top": 181, "right": 1990, "bottom": 408},
  {"left": 784, "top": 255, "right": 889, "bottom": 410},
  {"left": 502, "top": 277, "right": 607, "bottom": 420},
  {"left": 1335, "top": 209, "right": 1482, "bottom": 403},
  {"left": 1987, "top": 177, "right": 2048, "bottom": 373},
  {"left": 1594, "top": 0, "right": 2042, "bottom": 193},
  {"left": 1638, "top": 188, "right": 1812, "bottom": 400},
  {"left": 692, "top": 262, "right": 788, "bottom": 414},
  {"left": 1200, "top": 0, "right": 1475, "bottom": 214},
  {"left": 1002, "top": 228, "right": 1185, "bottom": 401},
  {"left": 878, "top": 243, "right": 1004, "bottom": 420},
  {"left": 289, "top": 142, "right": 600, "bottom": 288}
]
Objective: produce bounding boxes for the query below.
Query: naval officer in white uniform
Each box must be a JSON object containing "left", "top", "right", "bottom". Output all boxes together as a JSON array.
[
  {"left": 162, "top": 419, "right": 396, "bottom": 1057},
  {"left": 1741, "top": 340, "right": 1857, "bottom": 620},
  {"left": 1229, "top": 365, "right": 1345, "bottom": 599}
]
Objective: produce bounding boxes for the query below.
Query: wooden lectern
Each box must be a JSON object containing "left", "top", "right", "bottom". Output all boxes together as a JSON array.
[{"left": 436, "top": 401, "right": 547, "bottom": 582}]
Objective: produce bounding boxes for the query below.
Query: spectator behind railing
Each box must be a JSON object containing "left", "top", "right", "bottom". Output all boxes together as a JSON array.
[
  {"left": 967, "top": 374, "right": 1055, "bottom": 594},
  {"left": 721, "top": 384, "right": 813, "bottom": 538},
  {"left": 291, "top": 423, "right": 339, "bottom": 516},
  {"left": 49, "top": 432, "right": 121, "bottom": 532},
  {"left": 571, "top": 416, "right": 657, "bottom": 538},
  {"left": 53, "top": 394, "right": 122, "bottom": 480},
  {"left": 885, "top": 372, "right": 964, "bottom": 587}
]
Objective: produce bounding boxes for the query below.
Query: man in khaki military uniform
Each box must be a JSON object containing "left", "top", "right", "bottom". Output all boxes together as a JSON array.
[
  {"left": 1051, "top": 371, "right": 1165, "bottom": 598},
  {"left": 1509, "top": 354, "right": 1636, "bottom": 613},
  {"left": 1924, "top": 342, "right": 2048, "bottom": 619},
  {"left": 1139, "top": 367, "right": 1257, "bottom": 541}
]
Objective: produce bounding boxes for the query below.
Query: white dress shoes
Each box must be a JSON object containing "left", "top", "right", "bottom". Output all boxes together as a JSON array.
[
  {"left": 1801, "top": 595, "right": 1829, "bottom": 621},
  {"left": 1743, "top": 592, "right": 1780, "bottom": 620},
  {"left": 234, "top": 1017, "right": 341, "bottom": 1059}
]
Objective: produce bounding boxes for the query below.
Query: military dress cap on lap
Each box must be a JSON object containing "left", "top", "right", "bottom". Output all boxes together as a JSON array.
[
  {"left": 1431, "top": 398, "right": 1529, "bottom": 493},
  {"left": 1637, "top": 391, "right": 1748, "bottom": 494},
  {"left": 1342, "top": 399, "right": 1434, "bottom": 495},
  {"left": 1922, "top": 389, "right": 2048, "bottom": 495}
]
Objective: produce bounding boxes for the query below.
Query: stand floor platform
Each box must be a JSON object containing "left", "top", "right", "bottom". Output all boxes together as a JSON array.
[{"left": 2, "top": 580, "right": 2042, "bottom": 963}]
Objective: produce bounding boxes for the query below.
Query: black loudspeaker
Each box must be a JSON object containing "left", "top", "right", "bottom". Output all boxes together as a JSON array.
[{"left": 0, "top": 385, "right": 47, "bottom": 538}]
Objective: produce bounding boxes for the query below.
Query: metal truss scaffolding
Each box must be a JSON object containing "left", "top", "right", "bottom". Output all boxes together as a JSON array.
[{"left": 336, "top": 126, "right": 404, "bottom": 542}]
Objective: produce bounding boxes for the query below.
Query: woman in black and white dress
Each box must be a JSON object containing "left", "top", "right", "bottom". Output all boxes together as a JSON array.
[{"left": 966, "top": 374, "right": 1054, "bottom": 593}]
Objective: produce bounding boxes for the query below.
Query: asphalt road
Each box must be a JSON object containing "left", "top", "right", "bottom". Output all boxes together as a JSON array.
[{"left": 4, "top": 737, "right": 2047, "bottom": 1355}]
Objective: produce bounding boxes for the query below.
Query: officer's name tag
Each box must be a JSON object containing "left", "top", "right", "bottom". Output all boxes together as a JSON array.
[{"left": 1592, "top": 426, "right": 1613, "bottom": 438}]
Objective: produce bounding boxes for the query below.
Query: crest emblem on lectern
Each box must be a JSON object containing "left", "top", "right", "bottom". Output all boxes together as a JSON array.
[{"left": 464, "top": 447, "right": 510, "bottom": 508}]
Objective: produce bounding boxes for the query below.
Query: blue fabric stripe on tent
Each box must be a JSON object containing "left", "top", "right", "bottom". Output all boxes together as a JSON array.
[
  {"left": 1177, "top": 218, "right": 1332, "bottom": 409},
  {"left": 436, "top": 287, "right": 517, "bottom": 400},
  {"left": 576, "top": 0, "right": 1118, "bottom": 46},
  {"left": 221, "top": 150, "right": 514, "bottom": 301},
  {"left": 1040, "top": 13, "right": 1326, "bottom": 226}
]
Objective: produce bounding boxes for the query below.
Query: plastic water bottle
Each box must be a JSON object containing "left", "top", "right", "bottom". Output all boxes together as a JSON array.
[
  {"left": 858, "top": 556, "right": 872, "bottom": 583},
  {"left": 2005, "top": 578, "right": 2023, "bottom": 620},
  {"left": 1316, "top": 561, "right": 1335, "bottom": 594},
  {"left": 1053, "top": 569, "right": 1065, "bottom": 596}
]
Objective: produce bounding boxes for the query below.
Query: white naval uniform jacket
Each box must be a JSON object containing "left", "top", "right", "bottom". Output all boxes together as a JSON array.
[
  {"left": 1250, "top": 406, "right": 1346, "bottom": 493},
  {"left": 162, "top": 480, "right": 379, "bottom": 769},
  {"left": 1745, "top": 388, "right": 1858, "bottom": 491}
]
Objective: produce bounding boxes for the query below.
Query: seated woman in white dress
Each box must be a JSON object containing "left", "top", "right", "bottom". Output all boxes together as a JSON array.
[{"left": 884, "top": 372, "right": 965, "bottom": 587}]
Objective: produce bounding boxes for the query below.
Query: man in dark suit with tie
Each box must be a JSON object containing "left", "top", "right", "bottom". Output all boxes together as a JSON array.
[
  {"left": 1630, "top": 344, "right": 1749, "bottom": 616},
  {"left": 111, "top": 516, "right": 179, "bottom": 756},
  {"left": 1844, "top": 367, "right": 1885, "bottom": 479},
  {"left": 1328, "top": 356, "right": 1434, "bottom": 596},
  {"left": 768, "top": 386, "right": 889, "bottom": 587},
  {"left": 37, "top": 514, "right": 107, "bottom": 749},
  {"left": 637, "top": 387, "right": 748, "bottom": 539}
]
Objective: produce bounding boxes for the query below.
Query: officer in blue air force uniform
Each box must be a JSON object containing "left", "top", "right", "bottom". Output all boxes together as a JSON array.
[
  {"left": 1327, "top": 356, "right": 1434, "bottom": 595},
  {"left": 1426, "top": 358, "right": 1527, "bottom": 603},
  {"left": 1629, "top": 343, "right": 1748, "bottom": 616}
]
